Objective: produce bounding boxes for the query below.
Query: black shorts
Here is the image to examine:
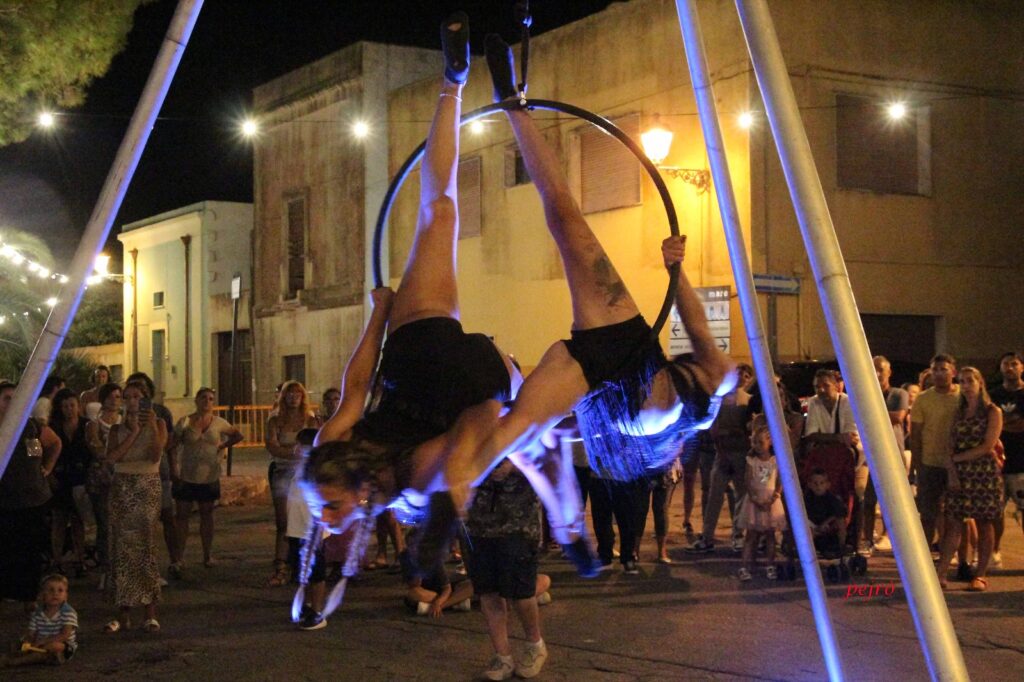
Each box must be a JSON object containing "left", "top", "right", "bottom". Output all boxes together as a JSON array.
[
  {"left": 563, "top": 315, "right": 663, "bottom": 391},
  {"left": 363, "top": 317, "right": 512, "bottom": 440},
  {"left": 464, "top": 535, "right": 538, "bottom": 600},
  {"left": 172, "top": 480, "right": 221, "bottom": 503}
]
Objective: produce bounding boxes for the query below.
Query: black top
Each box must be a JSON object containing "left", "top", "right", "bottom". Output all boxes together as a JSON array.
[
  {"left": 804, "top": 490, "right": 847, "bottom": 525},
  {"left": 0, "top": 419, "right": 52, "bottom": 510},
  {"left": 990, "top": 385, "right": 1024, "bottom": 475},
  {"left": 52, "top": 419, "right": 92, "bottom": 489}
]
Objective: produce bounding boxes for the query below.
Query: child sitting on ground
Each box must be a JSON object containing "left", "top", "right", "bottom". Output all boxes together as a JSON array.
[
  {"left": 285, "top": 428, "right": 330, "bottom": 630},
  {"left": 736, "top": 423, "right": 787, "bottom": 581},
  {"left": 804, "top": 468, "right": 848, "bottom": 556},
  {"left": 3, "top": 574, "right": 78, "bottom": 667},
  {"left": 398, "top": 543, "right": 473, "bottom": 618}
]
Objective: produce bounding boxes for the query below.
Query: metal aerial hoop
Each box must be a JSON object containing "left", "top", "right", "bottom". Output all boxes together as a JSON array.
[{"left": 370, "top": 98, "right": 683, "bottom": 339}]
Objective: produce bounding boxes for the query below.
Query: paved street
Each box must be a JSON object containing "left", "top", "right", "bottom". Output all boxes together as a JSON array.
[{"left": 3, "top": 455, "right": 1022, "bottom": 681}]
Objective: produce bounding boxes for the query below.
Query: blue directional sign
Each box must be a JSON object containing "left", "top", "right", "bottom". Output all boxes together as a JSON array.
[{"left": 752, "top": 273, "right": 800, "bottom": 295}]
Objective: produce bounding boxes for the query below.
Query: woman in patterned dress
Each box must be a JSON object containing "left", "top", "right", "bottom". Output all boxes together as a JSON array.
[
  {"left": 936, "top": 367, "right": 1003, "bottom": 591},
  {"left": 103, "top": 380, "right": 167, "bottom": 632}
]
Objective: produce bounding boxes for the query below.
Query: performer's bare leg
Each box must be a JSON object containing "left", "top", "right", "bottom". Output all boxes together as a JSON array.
[{"left": 388, "top": 22, "right": 466, "bottom": 333}]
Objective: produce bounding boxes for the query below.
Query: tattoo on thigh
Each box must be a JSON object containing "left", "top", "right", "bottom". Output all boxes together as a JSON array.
[{"left": 592, "top": 255, "right": 628, "bottom": 307}]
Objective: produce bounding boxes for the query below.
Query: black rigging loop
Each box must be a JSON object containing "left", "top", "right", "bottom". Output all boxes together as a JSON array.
[
  {"left": 370, "top": 99, "right": 681, "bottom": 340},
  {"left": 516, "top": 1, "right": 532, "bottom": 99}
]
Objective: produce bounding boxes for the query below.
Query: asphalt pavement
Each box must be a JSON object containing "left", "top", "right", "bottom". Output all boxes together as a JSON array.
[{"left": 2, "top": 453, "right": 1022, "bottom": 681}]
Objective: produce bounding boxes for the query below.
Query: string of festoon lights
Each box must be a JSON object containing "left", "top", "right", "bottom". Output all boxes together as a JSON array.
[{"left": 0, "top": 244, "right": 117, "bottom": 330}]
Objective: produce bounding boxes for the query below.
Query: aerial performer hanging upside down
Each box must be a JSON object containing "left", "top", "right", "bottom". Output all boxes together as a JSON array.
[{"left": 303, "top": 13, "right": 736, "bottom": 597}]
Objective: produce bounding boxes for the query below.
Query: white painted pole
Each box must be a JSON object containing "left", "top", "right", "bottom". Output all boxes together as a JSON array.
[
  {"left": 733, "top": 2, "right": 968, "bottom": 680},
  {"left": 0, "top": 0, "right": 205, "bottom": 478},
  {"left": 673, "top": 2, "right": 846, "bottom": 679}
]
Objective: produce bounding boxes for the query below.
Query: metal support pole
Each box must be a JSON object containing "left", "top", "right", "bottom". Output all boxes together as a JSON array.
[
  {"left": 674, "top": 2, "right": 845, "bottom": 680},
  {"left": 226, "top": 273, "right": 241, "bottom": 477},
  {"left": 0, "top": 0, "right": 204, "bottom": 479},
  {"left": 733, "top": 2, "right": 968, "bottom": 680}
]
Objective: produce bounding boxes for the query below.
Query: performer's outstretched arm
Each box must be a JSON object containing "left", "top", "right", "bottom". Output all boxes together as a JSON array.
[
  {"left": 316, "top": 287, "right": 394, "bottom": 445},
  {"left": 662, "top": 236, "right": 736, "bottom": 397}
]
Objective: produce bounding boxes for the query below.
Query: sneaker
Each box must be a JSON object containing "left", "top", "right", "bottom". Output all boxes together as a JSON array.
[
  {"left": 515, "top": 640, "right": 548, "bottom": 679},
  {"left": 452, "top": 598, "right": 472, "bottom": 612},
  {"left": 440, "top": 11, "right": 470, "bottom": 85},
  {"left": 874, "top": 534, "right": 892, "bottom": 553},
  {"left": 684, "top": 537, "right": 715, "bottom": 554},
  {"left": 298, "top": 611, "right": 327, "bottom": 631},
  {"left": 623, "top": 560, "right": 639, "bottom": 575},
  {"left": 766, "top": 565, "right": 778, "bottom": 581},
  {"left": 561, "top": 537, "right": 601, "bottom": 578},
  {"left": 738, "top": 567, "right": 752, "bottom": 582},
  {"left": 731, "top": 533, "right": 745, "bottom": 553},
  {"left": 537, "top": 591, "right": 552, "bottom": 606},
  {"left": 484, "top": 654, "right": 515, "bottom": 681},
  {"left": 991, "top": 551, "right": 1003, "bottom": 569},
  {"left": 484, "top": 33, "right": 518, "bottom": 102},
  {"left": 857, "top": 542, "right": 874, "bottom": 558},
  {"left": 158, "top": 576, "right": 169, "bottom": 587}
]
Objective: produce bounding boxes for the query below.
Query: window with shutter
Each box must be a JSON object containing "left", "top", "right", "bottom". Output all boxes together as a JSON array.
[
  {"left": 504, "top": 146, "right": 531, "bottom": 187},
  {"left": 285, "top": 196, "right": 306, "bottom": 299},
  {"left": 580, "top": 113, "right": 641, "bottom": 214},
  {"left": 836, "top": 94, "right": 931, "bottom": 195},
  {"left": 458, "top": 156, "right": 482, "bottom": 238}
]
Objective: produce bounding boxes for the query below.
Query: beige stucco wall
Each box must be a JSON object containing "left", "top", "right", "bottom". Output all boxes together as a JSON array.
[
  {"left": 747, "top": 0, "right": 1024, "bottom": 366},
  {"left": 119, "top": 201, "right": 253, "bottom": 402},
  {"left": 252, "top": 43, "right": 438, "bottom": 401}
]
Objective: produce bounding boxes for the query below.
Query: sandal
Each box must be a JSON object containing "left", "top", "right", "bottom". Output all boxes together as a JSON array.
[
  {"left": 143, "top": 618, "right": 161, "bottom": 633},
  {"left": 440, "top": 11, "right": 470, "bottom": 85},
  {"left": 967, "top": 577, "right": 988, "bottom": 592},
  {"left": 267, "top": 561, "right": 289, "bottom": 587}
]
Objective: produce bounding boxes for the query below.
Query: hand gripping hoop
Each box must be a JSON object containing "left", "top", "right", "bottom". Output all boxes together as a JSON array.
[{"left": 370, "top": 98, "right": 682, "bottom": 340}]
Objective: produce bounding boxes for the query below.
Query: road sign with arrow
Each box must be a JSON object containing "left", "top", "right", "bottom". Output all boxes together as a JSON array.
[{"left": 668, "top": 285, "right": 731, "bottom": 355}]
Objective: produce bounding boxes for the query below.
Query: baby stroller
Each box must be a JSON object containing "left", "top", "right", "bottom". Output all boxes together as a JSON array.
[{"left": 777, "top": 440, "right": 866, "bottom": 582}]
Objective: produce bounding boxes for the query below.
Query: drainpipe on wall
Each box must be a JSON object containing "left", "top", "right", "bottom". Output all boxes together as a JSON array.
[
  {"left": 130, "top": 248, "right": 139, "bottom": 372},
  {"left": 181, "top": 235, "right": 192, "bottom": 397}
]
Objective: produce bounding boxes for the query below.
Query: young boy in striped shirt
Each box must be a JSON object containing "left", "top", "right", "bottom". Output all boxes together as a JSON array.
[{"left": 4, "top": 574, "right": 78, "bottom": 666}]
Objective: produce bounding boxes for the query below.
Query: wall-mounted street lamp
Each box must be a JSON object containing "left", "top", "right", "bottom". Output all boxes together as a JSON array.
[{"left": 641, "top": 115, "right": 711, "bottom": 194}]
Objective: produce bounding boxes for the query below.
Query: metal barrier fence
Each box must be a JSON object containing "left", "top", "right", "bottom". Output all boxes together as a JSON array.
[{"left": 212, "top": 405, "right": 273, "bottom": 447}]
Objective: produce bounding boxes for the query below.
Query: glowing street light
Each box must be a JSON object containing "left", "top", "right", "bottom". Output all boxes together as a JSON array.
[
  {"left": 37, "top": 111, "right": 55, "bottom": 129},
  {"left": 93, "top": 253, "right": 111, "bottom": 277},
  {"left": 469, "top": 120, "right": 485, "bottom": 135},
  {"left": 241, "top": 118, "right": 259, "bottom": 137},
  {"left": 45, "top": 297, "right": 58, "bottom": 308},
  {"left": 738, "top": 111, "right": 755, "bottom": 129},
  {"left": 352, "top": 121, "right": 370, "bottom": 139},
  {"left": 886, "top": 101, "right": 908, "bottom": 121}
]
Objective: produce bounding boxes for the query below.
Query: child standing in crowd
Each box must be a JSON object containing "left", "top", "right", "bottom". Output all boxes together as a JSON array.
[
  {"left": 804, "top": 468, "right": 848, "bottom": 555},
  {"left": 285, "top": 428, "right": 329, "bottom": 629},
  {"left": 736, "top": 424, "right": 786, "bottom": 581},
  {"left": 3, "top": 574, "right": 78, "bottom": 667}
]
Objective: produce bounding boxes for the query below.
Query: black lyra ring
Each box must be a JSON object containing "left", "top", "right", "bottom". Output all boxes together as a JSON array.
[{"left": 371, "top": 98, "right": 681, "bottom": 339}]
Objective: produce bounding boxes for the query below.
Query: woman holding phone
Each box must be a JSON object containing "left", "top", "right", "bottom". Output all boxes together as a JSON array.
[{"left": 103, "top": 379, "right": 167, "bottom": 633}]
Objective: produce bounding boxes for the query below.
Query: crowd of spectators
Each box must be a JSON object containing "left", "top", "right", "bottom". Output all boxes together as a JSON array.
[{"left": 2, "top": 349, "right": 1021, "bottom": 672}]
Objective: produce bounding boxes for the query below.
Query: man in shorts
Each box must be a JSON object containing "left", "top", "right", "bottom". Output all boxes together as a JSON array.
[
  {"left": 911, "top": 355, "right": 960, "bottom": 549},
  {"left": 465, "top": 460, "right": 550, "bottom": 680}
]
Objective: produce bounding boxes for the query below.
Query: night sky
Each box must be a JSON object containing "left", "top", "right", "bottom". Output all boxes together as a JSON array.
[{"left": 0, "top": 0, "right": 617, "bottom": 265}]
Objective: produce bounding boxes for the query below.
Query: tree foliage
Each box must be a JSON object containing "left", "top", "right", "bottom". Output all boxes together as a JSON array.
[
  {"left": 0, "top": 0, "right": 151, "bottom": 145},
  {"left": 65, "top": 280, "right": 123, "bottom": 348}
]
